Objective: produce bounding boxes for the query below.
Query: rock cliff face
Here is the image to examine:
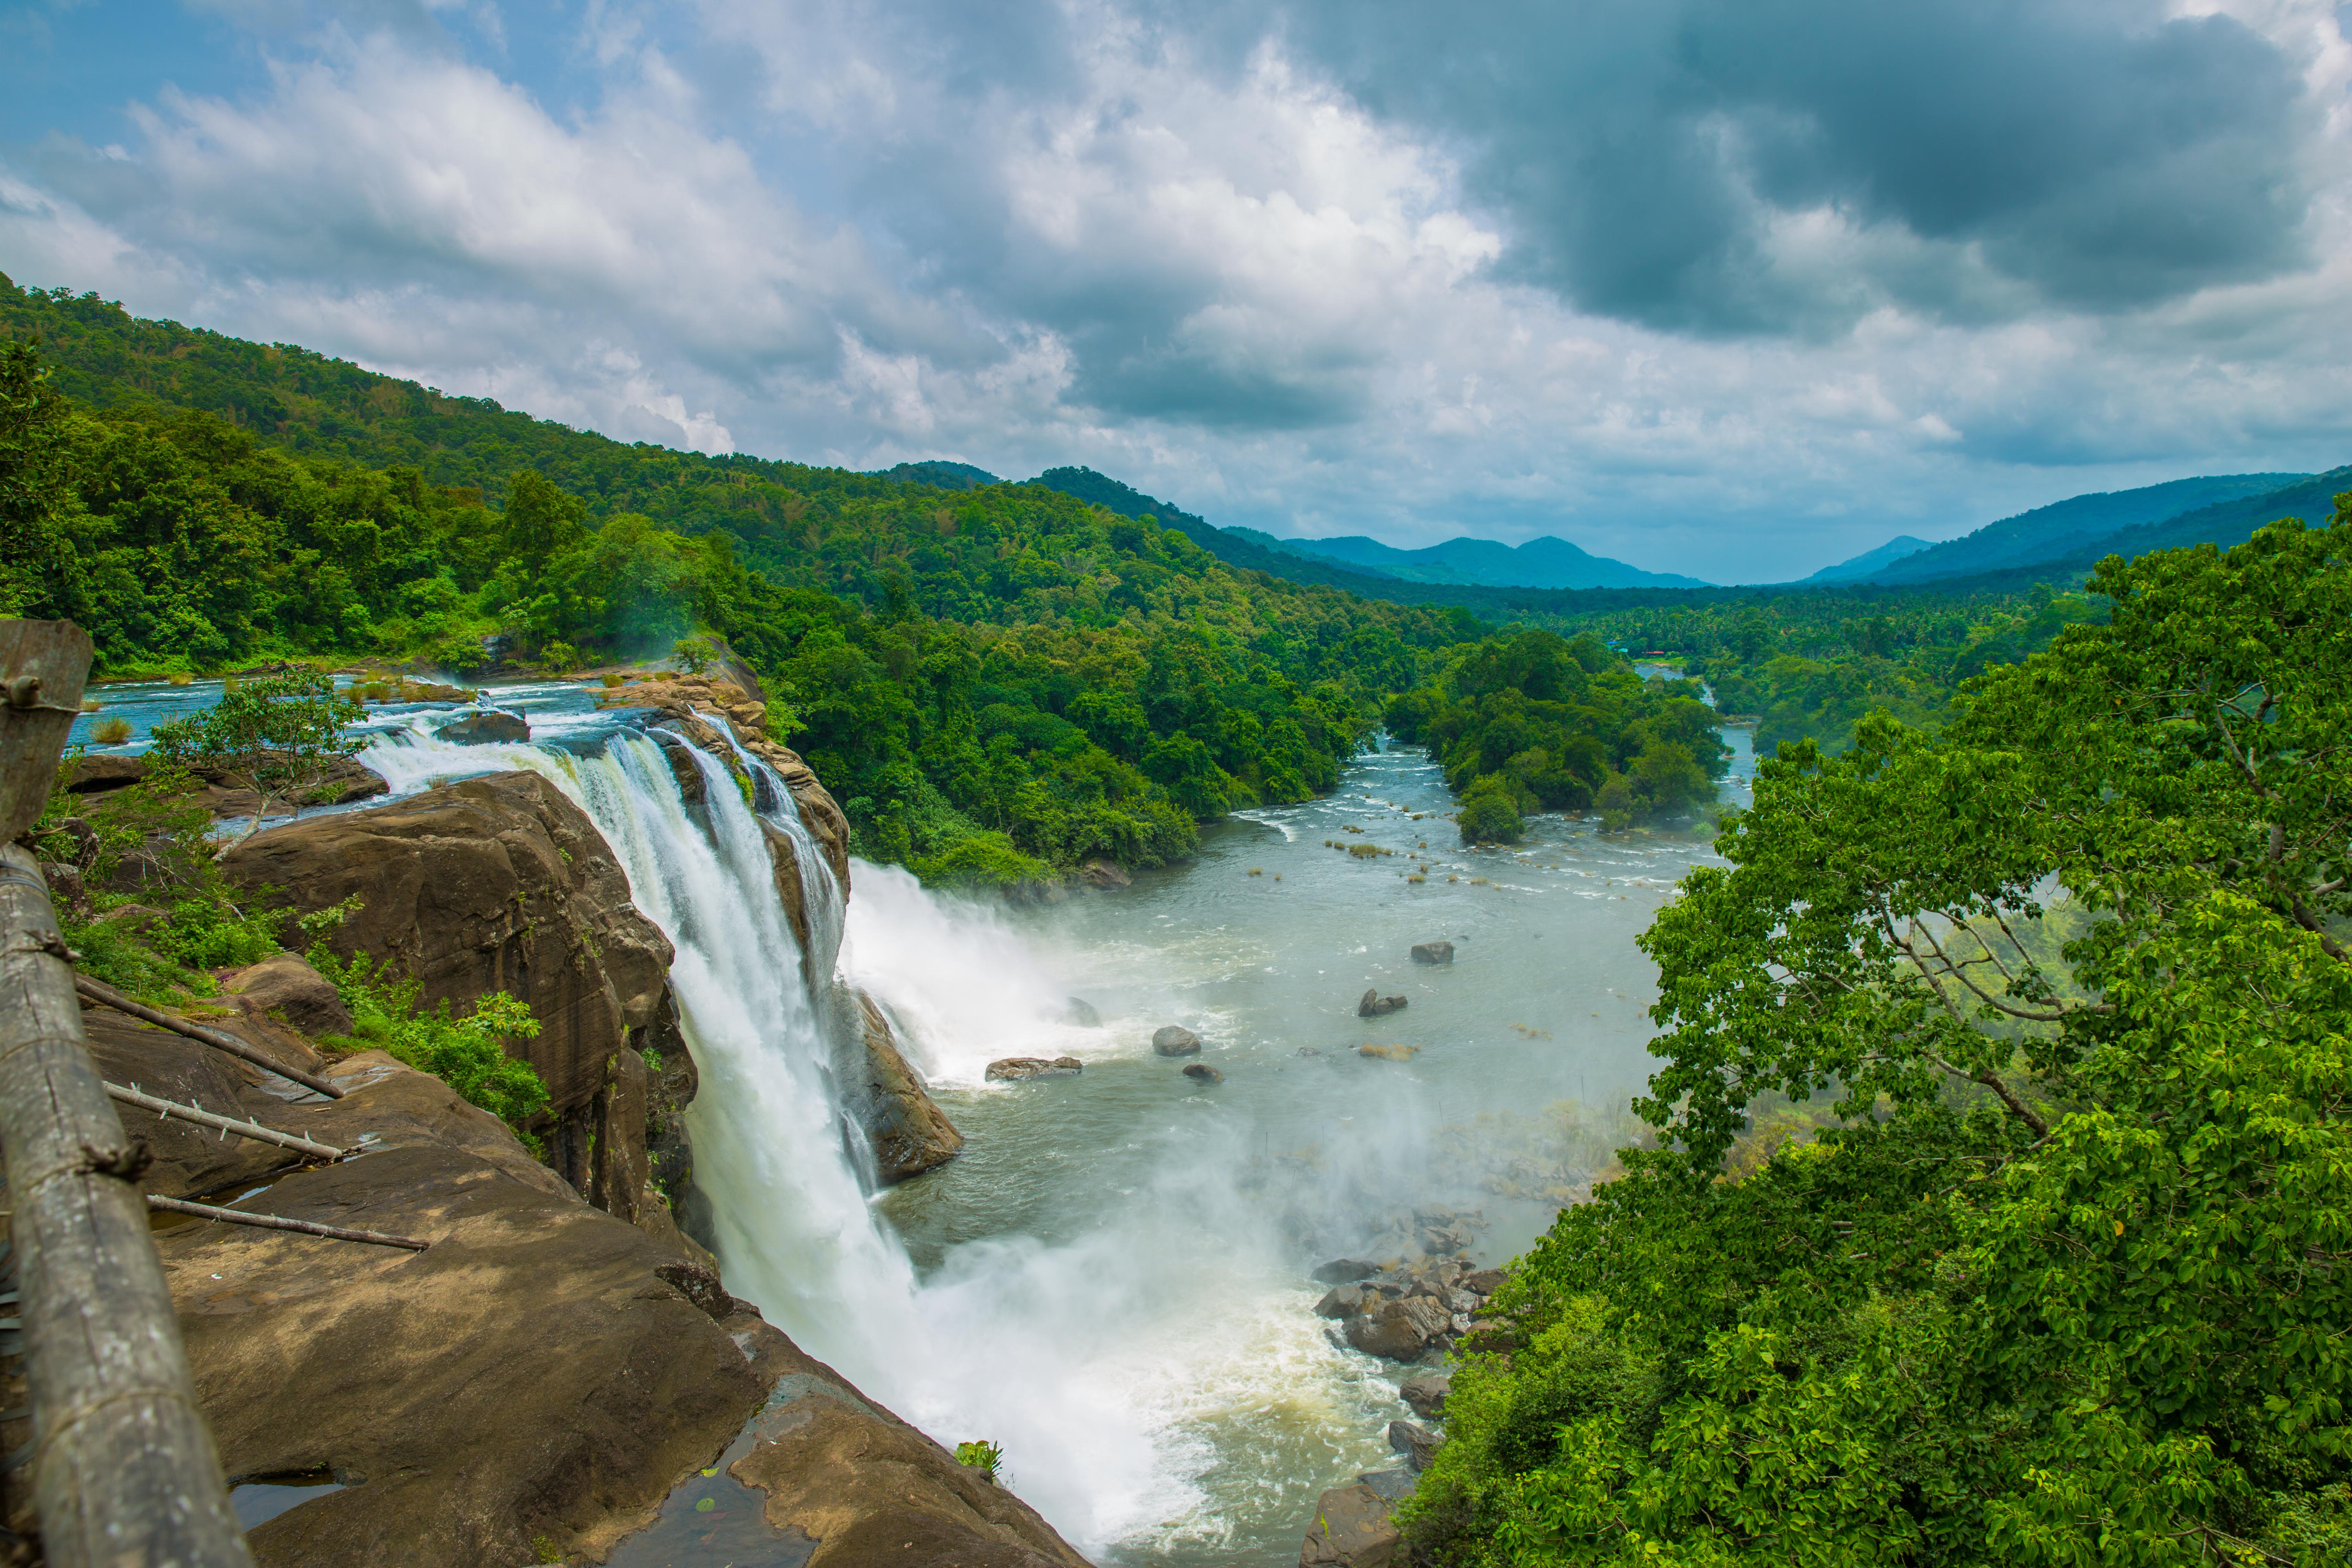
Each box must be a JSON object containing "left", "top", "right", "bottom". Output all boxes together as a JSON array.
[
  {"left": 219, "top": 771, "right": 684, "bottom": 1244},
  {"left": 846, "top": 990, "right": 965, "bottom": 1184},
  {"left": 94, "top": 998, "right": 1087, "bottom": 1568},
  {"left": 599, "top": 673, "right": 853, "bottom": 891}
]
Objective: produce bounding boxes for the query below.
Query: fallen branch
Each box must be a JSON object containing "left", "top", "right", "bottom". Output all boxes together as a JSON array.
[
  {"left": 73, "top": 976, "right": 345, "bottom": 1099},
  {"left": 145, "top": 1194, "right": 426, "bottom": 1251},
  {"left": 104, "top": 1082, "right": 345, "bottom": 1162}
]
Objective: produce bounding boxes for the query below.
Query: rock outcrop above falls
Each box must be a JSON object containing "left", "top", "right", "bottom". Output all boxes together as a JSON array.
[
  {"left": 601, "top": 673, "right": 853, "bottom": 891},
  {"left": 220, "top": 770, "right": 686, "bottom": 1242},
  {"left": 68, "top": 748, "right": 390, "bottom": 819}
]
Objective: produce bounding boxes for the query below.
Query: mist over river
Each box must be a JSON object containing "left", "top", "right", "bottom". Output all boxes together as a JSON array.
[
  {"left": 844, "top": 732, "right": 1755, "bottom": 1565},
  {"left": 68, "top": 682, "right": 1753, "bottom": 1564}
]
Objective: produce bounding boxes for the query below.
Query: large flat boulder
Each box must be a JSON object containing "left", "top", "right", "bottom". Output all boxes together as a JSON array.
[
  {"left": 221, "top": 772, "right": 673, "bottom": 1120},
  {"left": 720, "top": 1348, "right": 1091, "bottom": 1568},
  {"left": 158, "top": 1138, "right": 760, "bottom": 1566},
  {"left": 1300, "top": 1485, "right": 1397, "bottom": 1568}
]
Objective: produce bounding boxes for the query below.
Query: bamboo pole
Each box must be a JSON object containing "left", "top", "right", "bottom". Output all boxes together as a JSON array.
[
  {"left": 105, "top": 1081, "right": 347, "bottom": 1161},
  {"left": 1, "top": 852, "right": 256, "bottom": 1566},
  {"left": 73, "top": 974, "right": 347, "bottom": 1099},
  {"left": 145, "top": 1196, "right": 427, "bottom": 1252},
  {"left": 1, "top": 620, "right": 252, "bottom": 1565}
]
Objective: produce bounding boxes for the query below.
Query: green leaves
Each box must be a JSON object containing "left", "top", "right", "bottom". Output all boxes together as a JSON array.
[{"left": 1420, "top": 516, "right": 2352, "bottom": 1566}]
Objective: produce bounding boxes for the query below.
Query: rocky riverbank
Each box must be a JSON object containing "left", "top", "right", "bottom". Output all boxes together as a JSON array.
[
  {"left": 32, "top": 666, "right": 1078, "bottom": 1566},
  {"left": 1283, "top": 1204, "right": 1522, "bottom": 1567}
]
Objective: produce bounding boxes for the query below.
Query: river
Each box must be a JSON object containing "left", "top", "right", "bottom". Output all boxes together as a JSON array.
[{"left": 66, "top": 679, "right": 1752, "bottom": 1564}]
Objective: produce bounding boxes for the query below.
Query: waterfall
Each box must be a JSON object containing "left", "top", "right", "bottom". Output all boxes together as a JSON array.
[{"left": 359, "top": 718, "right": 1201, "bottom": 1549}]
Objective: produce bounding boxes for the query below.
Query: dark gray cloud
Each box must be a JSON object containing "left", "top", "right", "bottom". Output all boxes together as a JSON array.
[{"left": 1268, "top": 0, "right": 2318, "bottom": 332}]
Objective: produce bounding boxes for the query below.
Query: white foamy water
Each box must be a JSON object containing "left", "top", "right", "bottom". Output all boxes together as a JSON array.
[
  {"left": 362, "top": 719, "right": 1272, "bottom": 1550},
  {"left": 355, "top": 704, "right": 1747, "bottom": 1564}
]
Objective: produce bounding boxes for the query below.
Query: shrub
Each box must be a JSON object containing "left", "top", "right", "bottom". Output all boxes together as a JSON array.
[
  {"left": 672, "top": 633, "right": 722, "bottom": 674},
  {"left": 310, "top": 944, "right": 550, "bottom": 1147},
  {"left": 1457, "top": 775, "right": 1524, "bottom": 844},
  {"left": 953, "top": 1441, "right": 1004, "bottom": 1484},
  {"left": 91, "top": 716, "right": 132, "bottom": 745}
]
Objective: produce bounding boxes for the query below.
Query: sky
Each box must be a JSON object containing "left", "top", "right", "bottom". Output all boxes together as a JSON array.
[{"left": 4, "top": 0, "right": 2351, "bottom": 583}]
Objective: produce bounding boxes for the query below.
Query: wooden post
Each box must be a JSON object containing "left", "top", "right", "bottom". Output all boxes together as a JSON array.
[
  {"left": 0, "top": 621, "right": 254, "bottom": 1567},
  {"left": 145, "top": 1195, "right": 427, "bottom": 1252},
  {"left": 105, "top": 1082, "right": 347, "bottom": 1162},
  {"left": 74, "top": 976, "right": 347, "bottom": 1099}
]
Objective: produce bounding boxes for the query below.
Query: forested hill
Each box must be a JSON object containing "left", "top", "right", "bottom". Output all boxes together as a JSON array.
[{"left": 0, "top": 277, "right": 1655, "bottom": 618}]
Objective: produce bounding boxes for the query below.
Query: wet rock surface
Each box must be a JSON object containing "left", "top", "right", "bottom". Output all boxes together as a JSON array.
[
  {"left": 434, "top": 708, "right": 530, "bottom": 745},
  {"left": 604, "top": 673, "right": 853, "bottom": 891},
  {"left": 986, "top": 1056, "right": 1085, "bottom": 1080},
  {"left": 1409, "top": 941, "right": 1454, "bottom": 965},
  {"left": 1388, "top": 1419, "right": 1444, "bottom": 1472},
  {"left": 1152, "top": 1025, "right": 1202, "bottom": 1056},
  {"left": 1399, "top": 1372, "right": 1450, "bottom": 1419},
  {"left": 1355, "top": 989, "right": 1408, "bottom": 1018},
  {"left": 1182, "top": 1062, "right": 1225, "bottom": 1084},
  {"left": 1299, "top": 1484, "right": 1398, "bottom": 1568},
  {"left": 1344, "top": 1295, "right": 1452, "bottom": 1359},
  {"left": 847, "top": 990, "right": 965, "bottom": 1183}
]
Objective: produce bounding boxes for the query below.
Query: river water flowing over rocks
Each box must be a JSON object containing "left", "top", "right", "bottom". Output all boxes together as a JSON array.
[{"left": 68, "top": 679, "right": 1753, "bottom": 1565}]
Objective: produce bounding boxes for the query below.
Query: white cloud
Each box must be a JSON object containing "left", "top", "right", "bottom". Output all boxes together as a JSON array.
[{"left": 2, "top": 0, "right": 2349, "bottom": 582}]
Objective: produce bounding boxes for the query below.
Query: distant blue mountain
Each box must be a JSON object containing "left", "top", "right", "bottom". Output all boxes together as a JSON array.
[
  {"left": 1261, "top": 531, "right": 1710, "bottom": 590},
  {"left": 1806, "top": 535, "right": 1931, "bottom": 582},
  {"left": 1866, "top": 473, "right": 2306, "bottom": 585}
]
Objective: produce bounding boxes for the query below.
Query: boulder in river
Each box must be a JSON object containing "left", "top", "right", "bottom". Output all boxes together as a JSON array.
[
  {"left": 1062, "top": 996, "right": 1102, "bottom": 1027},
  {"left": 985, "top": 1056, "right": 1084, "bottom": 1080},
  {"left": 436, "top": 708, "right": 530, "bottom": 745},
  {"left": 1183, "top": 1062, "right": 1225, "bottom": 1084},
  {"left": 1346, "top": 1296, "right": 1452, "bottom": 1359},
  {"left": 1358, "top": 1043, "right": 1418, "bottom": 1062},
  {"left": 1080, "top": 858, "right": 1133, "bottom": 890},
  {"left": 1153, "top": 1024, "right": 1202, "bottom": 1056},
  {"left": 1410, "top": 940, "right": 1454, "bottom": 966},
  {"left": 1300, "top": 1483, "right": 1399, "bottom": 1568},
  {"left": 849, "top": 989, "right": 965, "bottom": 1182},
  {"left": 1389, "top": 1419, "right": 1445, "bottom": 1472},
  {"left": 1315, "top": 1284, "right": 1365, "bottom": 1319},
  {"left": 1356, "top": 989, "right": 1408, "bottom": 1018},
  {"left": 1356, "top": 1470, "right": 1416, "bottom": 1503},
  {"left": 1314, "top": 1257, "right": 1383, "bottom": 1284},
  {"left": 1399, "top": 1372, "right": 1451, "bottom": 1419}
]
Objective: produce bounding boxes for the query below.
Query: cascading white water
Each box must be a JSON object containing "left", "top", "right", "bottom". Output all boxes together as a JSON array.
[{"left": 359, "top": 717, "right": 1275, "bottom": 1551}]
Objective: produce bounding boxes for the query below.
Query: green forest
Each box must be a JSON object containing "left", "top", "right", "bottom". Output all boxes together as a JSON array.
[
  {"left": 14, "top": 277, "right": 2352, "bottom": 1564},
  {"left": 1385, "top": 629, "right": 1729, "bottom": 840},
  {"left": 1408, "top": 510, "right": 2352, "bottom": 1565}
]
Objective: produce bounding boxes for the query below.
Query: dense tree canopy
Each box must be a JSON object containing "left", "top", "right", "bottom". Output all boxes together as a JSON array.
[
  {"left": 1387, "top": 628, "right": 1730, "bottom": 833},
  {"left": 1408, "top": 510, "right": 2352, "bottom": 1565},
  {"left": 1, "top": 334, "right": 1483, "bottom": 880}
]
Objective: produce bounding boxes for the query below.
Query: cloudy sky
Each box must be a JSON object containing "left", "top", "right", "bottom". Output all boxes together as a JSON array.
[{"left": 4, "top": 0, "right": 2350, "bottom": 581}]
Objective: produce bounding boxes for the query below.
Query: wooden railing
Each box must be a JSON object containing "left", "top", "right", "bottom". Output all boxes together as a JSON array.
[{"left": 0, "top": 621, "right": 252, "bottom": 1566}]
